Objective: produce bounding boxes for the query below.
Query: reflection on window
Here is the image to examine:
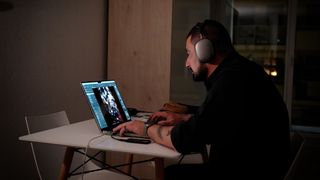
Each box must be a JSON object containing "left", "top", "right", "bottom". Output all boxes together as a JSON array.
[
  {"left": 233, "top": 0, "right": 320, "bottom": 128},
  {"left": 292, "top": 0, "right": 320, "bottom": 127},
  {"left": 233, "top": 0, "right": 287, "bottom": 95}
]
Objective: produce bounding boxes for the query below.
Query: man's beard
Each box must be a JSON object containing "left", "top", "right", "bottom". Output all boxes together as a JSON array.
[{"left": 191, "top": 65, "right": 207, "bottom": 82}]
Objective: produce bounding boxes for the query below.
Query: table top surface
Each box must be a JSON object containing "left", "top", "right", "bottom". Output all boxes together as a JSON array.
[{"left": 19, "top": 119, "right": 180, "bottom": 159}]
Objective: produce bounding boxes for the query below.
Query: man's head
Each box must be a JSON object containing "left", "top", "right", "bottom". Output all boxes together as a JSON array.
[{"left": 185, "top": 19, "right": 234, "bottom": 81}]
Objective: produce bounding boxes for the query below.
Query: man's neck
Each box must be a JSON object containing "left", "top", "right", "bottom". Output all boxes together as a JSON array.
[{"left": 206, "top": 54, "right": 225, "bottom": 78}]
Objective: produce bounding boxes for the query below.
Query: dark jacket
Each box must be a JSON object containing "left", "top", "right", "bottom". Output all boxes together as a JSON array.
[{"left": 171, "top": 52, "right": 290, "bottom": 179}]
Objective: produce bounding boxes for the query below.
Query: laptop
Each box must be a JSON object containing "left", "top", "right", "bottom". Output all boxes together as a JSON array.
[{"left": 81, "top": 80, "right": 150, "bottom": 141}]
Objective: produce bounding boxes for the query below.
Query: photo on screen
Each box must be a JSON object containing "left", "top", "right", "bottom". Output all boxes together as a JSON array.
[{"left": 93, "top": 86, "right": 126, "bottom": 127}]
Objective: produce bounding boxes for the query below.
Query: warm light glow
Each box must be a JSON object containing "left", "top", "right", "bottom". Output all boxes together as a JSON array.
[{"left": 270, "top": 70, "right": 277, "bottom": 77}]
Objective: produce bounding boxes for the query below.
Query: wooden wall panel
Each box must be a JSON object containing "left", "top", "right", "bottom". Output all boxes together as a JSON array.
[{"left": 108, "top": 0, "right": 172, "bottom": 111}]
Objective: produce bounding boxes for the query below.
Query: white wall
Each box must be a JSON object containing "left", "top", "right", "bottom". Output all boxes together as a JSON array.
[{"left": 0, "top": 0, "right": 106, "bottom": 179}]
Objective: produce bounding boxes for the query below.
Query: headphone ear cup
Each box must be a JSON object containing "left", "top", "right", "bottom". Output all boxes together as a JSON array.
[{"left": 195, "top": 39, "right": 215, "bottom": 63}]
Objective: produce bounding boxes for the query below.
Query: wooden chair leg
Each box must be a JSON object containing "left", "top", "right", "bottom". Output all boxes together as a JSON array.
[
  {"left": 154, "top": 158, "right": 164, "bottom": 180},
  {"left": 200, "top": 145, "right": 209, "bottom": 163},
  {"left": 123, "top": 153, "right": 134, "bottom": 175},
  {"left": 58, "top": 147, "right": 75, "bottom": 180}
]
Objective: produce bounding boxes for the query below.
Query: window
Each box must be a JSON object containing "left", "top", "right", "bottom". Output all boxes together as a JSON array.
[
  {"left": 233, "top": 0, "right": 320, "bottom": 130},
  {"left": 171, "top": 0, "right": 320, "bottom": 130}
]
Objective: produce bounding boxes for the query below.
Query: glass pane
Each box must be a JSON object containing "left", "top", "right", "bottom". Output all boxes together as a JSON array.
[
  {"left": 233, "top": 0, "right": 288, "bottom": 96},
  {"left": 292, "top": 0, "right": 320, "bottom": 127},
  {"left": 170, "top": 0, "right": 210, "bottom": 105}
]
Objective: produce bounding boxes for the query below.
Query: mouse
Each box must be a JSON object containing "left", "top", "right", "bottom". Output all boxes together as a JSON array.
[{"left": 127, "top": 108, "right": 138, "bottom": 116}]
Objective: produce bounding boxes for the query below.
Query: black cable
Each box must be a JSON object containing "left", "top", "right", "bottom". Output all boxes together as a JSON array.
[{"left": 111, "top": 132, "right": 151, "bottom": 144}]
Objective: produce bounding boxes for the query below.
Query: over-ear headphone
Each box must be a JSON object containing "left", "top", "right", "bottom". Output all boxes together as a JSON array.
[{"left": 194, "top": 25, "right": 215, "bottom": 63}]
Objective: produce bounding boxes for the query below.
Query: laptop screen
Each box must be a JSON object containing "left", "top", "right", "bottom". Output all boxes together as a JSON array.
[{"left": 81, "top": 80, "right": 131, "bottom": 132}]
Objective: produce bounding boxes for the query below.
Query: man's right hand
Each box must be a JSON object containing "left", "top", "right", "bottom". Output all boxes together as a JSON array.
[{"left": 148, "top": 111, "right": 192, "bottom": 126}]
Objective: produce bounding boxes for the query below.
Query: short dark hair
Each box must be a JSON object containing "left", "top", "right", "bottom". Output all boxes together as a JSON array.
[{"left": 187, "top": 19, "right": 234, "bottom": 54}]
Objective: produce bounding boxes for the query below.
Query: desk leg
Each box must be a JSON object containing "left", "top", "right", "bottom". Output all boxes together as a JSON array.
[
  {"left": 58, "top": 147, "right": 75, "bottom": 180},
  {"left": 154, "top": 158, "right": 164, "bottom": 180}
]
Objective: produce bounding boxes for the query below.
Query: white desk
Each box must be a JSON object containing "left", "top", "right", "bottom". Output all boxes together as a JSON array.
[{"left": 19, "top": 119, "right": 180, "bottom": 180}]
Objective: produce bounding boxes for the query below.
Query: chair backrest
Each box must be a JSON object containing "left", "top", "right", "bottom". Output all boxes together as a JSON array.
[
  {"left": 25, "top": 110, "right": 70, "bottom": 180},
  {"left": 26, "top": 111, "right": 70, "bottom": 133},
  {"left": 284, "top": 132, "right": 305, "bottom": 180},
  {"left": 284, "top": 132, "right": 320, "bottom": 180}
]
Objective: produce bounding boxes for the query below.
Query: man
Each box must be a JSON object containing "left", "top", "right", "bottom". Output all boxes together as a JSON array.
[{"left": 113, "top": 19, "right": 290, "bottom": 179}]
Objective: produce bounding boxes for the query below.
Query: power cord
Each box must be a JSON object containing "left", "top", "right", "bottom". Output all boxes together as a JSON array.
[{"left": 81, "top": 134, "right": 105, "bottom": 180}]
